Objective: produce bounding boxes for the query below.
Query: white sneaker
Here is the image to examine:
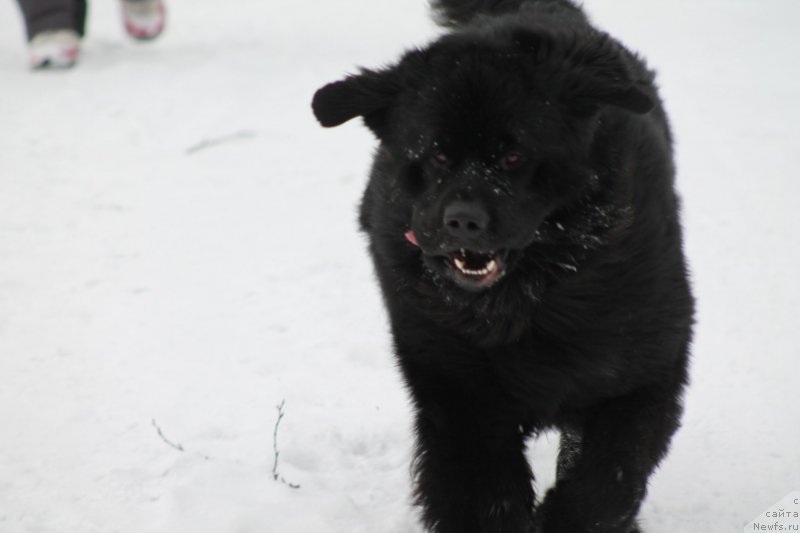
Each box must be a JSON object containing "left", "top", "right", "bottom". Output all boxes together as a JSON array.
[
  {"left": 29, "top": 29, "right": 81, "bottom": 69},
  {"left": 122, "top": 0, "right": 166, "bottom": 40}
]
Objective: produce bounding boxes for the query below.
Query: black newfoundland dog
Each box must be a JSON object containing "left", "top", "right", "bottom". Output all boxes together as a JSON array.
[{"left": 312, "top": 1, "right": 694, "bottom": 532}]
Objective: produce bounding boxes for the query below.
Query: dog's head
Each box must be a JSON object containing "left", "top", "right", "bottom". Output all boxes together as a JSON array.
[{"left": 313, "top": 26, "right": 653, "bottom": 295}]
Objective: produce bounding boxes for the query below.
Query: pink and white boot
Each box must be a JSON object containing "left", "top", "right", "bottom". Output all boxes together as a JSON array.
[
  {"left": 29, "top": 29, "right": 81, "bottom": 69},
  {"left": 121, "top": 0, "right": 166, "bottom": 41}
]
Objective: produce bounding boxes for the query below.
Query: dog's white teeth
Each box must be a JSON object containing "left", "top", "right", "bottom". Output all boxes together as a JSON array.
[{"left": 453, "top": 257, "right": 498, "bottom": 276}]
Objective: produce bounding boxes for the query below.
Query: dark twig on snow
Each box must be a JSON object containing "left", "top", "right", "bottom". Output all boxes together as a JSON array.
[
  {"left": 185, "top": 130, "right": 257, "bottom": 155},
  {"left": 272, "top": 399, "right": 300, "bottom": 489},
  {"left": 152, "top": 418, "right": 185, "bottom": 452}
]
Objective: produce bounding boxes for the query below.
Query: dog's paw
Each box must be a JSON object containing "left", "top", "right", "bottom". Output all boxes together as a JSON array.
[{"left": 536, "top": 487, "right": 643, "bottom": 533}]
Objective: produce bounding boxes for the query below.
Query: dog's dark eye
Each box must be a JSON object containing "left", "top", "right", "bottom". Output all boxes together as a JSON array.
[
  {"left": 431, "top": 152, "right": 451, "bottom": 168},
  {"left": 500, "top": 151, "right": 525, "bottom": 171}
]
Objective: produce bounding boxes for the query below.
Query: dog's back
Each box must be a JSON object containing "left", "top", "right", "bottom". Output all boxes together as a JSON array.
[{"left": 431, "top": 0, "right": 586, "bottom": 27}]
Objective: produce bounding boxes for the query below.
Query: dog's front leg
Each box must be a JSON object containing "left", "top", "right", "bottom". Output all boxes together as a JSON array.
[
  {"left": 409, "top": 390, "right": 536, "bottom": 533},
  {"left": 538, "top": 384, "right": 684, "bottom": 533}
]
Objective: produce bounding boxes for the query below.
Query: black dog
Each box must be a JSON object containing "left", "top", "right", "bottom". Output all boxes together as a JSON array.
[{"left": 312, "top": 1, "right": 693, "bottom": 532}]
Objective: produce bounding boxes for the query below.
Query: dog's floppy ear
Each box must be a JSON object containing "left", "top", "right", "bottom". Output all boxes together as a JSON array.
[
  {"left": 312, "top": 67, "right": 404, "bottom": 136},
  {"left": 514, "top": 29, "right": 655, "bottom": 115},
  {"left": 560, "top": 33, "right": 655, "bottom": 114}
]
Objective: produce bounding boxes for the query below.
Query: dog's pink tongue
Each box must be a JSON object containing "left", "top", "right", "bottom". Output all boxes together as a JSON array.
[{"left": 404, "top": 230, "right": 419, "bottom": 246}]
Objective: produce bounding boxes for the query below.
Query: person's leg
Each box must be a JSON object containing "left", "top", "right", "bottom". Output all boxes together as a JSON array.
[
  {"left": 17, "top": 0, "right": 87, "bottom": 69},
  {"left": 16, "top": 0, "right": 87, "bottom": 40}
]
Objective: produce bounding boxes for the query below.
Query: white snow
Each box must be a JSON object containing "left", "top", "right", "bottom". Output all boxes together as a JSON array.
[{"left": 0, "top": 1, "right": 798, "bottom": 532}]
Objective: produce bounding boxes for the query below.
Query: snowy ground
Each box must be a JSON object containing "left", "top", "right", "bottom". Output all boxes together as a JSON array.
[{"left": 0, "top": 1, "right": 798, "bottom": 532}]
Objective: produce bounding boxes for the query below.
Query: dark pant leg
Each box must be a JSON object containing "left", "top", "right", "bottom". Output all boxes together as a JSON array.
[
  {"left": 16, "top": 0, "right": 88, "bottom": 40},
  {"left": 74, "top": 0, "right": 87, "bottom": 36}
]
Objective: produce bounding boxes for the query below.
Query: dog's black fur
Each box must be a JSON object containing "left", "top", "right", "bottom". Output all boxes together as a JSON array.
[{"left": 312, "top": 1, "right": 693, "bottom": 532}]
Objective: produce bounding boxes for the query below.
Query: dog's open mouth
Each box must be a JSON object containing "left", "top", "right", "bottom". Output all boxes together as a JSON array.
[
  {"left": 444, "top": 248, "right": 507, "bottom": 290},
  {"left": 406, "top": 230, "right": 507, "bottom": 290},
  {"left": 451, "top": 249, "right": 499, "bottom": 278}
]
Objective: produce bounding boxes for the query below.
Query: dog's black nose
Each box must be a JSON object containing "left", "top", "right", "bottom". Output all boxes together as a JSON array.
[{"left": 443, "top": 201, "right": 490, "bottom": 239}]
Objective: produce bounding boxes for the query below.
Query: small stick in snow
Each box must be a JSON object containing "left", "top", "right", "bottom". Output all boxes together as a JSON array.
[
  {"left": 152, "top": 418, "right": 185, "bottom": 452},
  {"left": 185, "top": 130, "right": 257, "bottom": 155},
  {"left": 272, "top": 399, "right": 300, "bottom": 489}
]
